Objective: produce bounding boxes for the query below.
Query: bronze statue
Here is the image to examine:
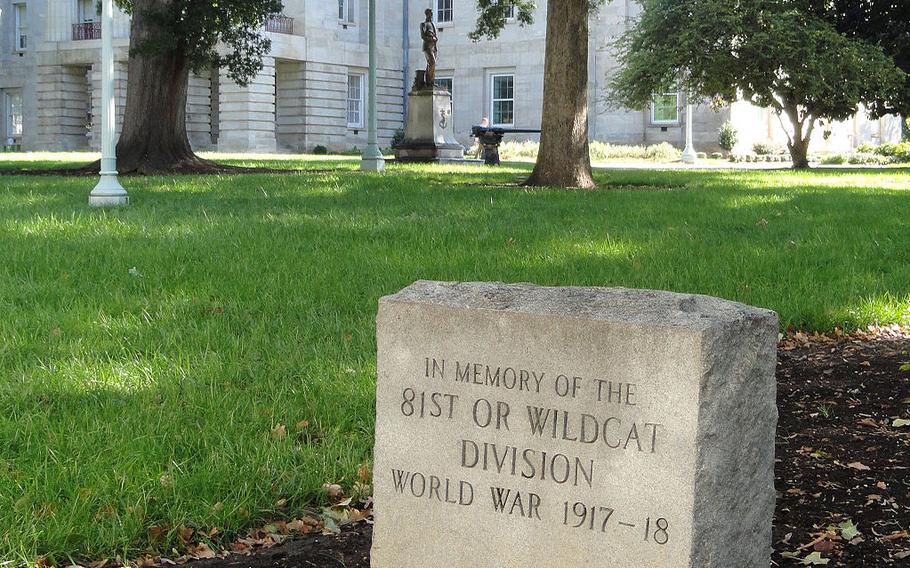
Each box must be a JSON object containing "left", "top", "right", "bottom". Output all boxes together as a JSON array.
[{"left": 421, "top": 9, "right": 438, "bottom": 88}]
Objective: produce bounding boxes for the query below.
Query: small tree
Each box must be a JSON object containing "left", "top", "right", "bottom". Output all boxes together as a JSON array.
[
  {"left": 112, "top": 0, "right": 282, "bottom": 174},
  {"left": 474, "top": 1, "right": 601, "bottom": 188},
  {"left": 718, "top": 121, "right": 737, "bottom": 155},
  {"left": 610, "top": 1, "right": 906, "bottom": 168}
]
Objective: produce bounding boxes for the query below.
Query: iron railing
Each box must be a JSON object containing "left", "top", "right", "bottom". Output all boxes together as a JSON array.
[
  {"left": 265, "top": 16, "right": 294, "bottom": 35},
  {"left": 73, "top": 22, "right": 102, "bottom": 40}
]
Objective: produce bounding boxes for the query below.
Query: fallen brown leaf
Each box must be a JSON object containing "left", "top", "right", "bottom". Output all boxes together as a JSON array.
[
  {"left": 185, "top": 543, "right": 216, "bottom": 559},
  {"left": 176, "top": 525, "right": 194, "bottom": 543},
  {"left": 271, "top": 424, "right": 287, "bottom": 439},
  {"left": 323, "top": 483, "right": 344, "bottom": 499}
]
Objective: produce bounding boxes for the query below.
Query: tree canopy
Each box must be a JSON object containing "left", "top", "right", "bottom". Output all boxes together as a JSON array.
[
  {"left": 610, "top": 0, "right": 907, "bottom": 168},
  {"left": 470, "top": 0, "right": 536, "bottom": 40},
  {"left": 115, "top": 0, "right": 283, "bottom": 86},
  {"left": 807, "top": 0, "right": 910, "bottom": 114}
]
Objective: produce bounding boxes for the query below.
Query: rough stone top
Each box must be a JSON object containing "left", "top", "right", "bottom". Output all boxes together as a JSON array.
[{"left": 381, "top": 281, "right": 778, "bottom": 331}]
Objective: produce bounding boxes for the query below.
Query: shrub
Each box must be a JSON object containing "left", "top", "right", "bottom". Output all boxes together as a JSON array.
[
  {"left": 588, "top": 141, "right": 681, "bottom": 162},
  {"left": 498, "top": 140, "right": 682, "bottom": 163},
  {"left": 696, "top": 152, "right": 708, "bottom": 160},
  {"left": 848, "top": 153, "right": 892, "bottom": 165},
  {"left": 856, "top": 143, "right": 876, "bottom": 154},
  {"left": 718, "top": 121, "right": 738, "bottom": 152},
  {"left": 711, "top": 152, "right": 724, "bottom": 160},
  {"left": 874, "top": 142, "right": 910, "bottom": 163},
  {"left": 313, "top": 145, "right": 329, "bottom": 155},
  {"left": 391, "top": 129, "right": 405, "bottom": 148},
  {"left": 752, "top": 142, "right": 776, "bottom": 155},
  {"left": 820, "top": 154, "right": 846, "bottom": 165},
  {"left": 498, "top": 140, "right": 540, "bottom": 160}
]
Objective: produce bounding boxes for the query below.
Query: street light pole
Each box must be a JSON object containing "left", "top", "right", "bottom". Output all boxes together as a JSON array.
[
  {"left": 89, "top": 0, "right": 128, "bottom": 206},
  {"left": 682, "top": 100, "right": 698, "bottom": 165},
  {"left": 360, "top": 0, "right": 385, "bottom": 172}
]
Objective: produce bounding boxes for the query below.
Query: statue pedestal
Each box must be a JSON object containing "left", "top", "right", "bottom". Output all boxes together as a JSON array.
[{"left": 394, "top": 84, "right": 464, "bottom": 163}]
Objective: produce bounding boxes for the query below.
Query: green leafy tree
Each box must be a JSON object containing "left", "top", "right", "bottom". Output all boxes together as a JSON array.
[
  {"left": 610, "top": 0, "right": 906, "bottom": 168},
  {"left": 805, "top": 0, "right": 910, "bottom": 114},
  {"left": 718, "top": 121, "right": 737, "bottom": 154},
  {"left": 112, "top": 0, "right": 282, "bottom": 174},
  {"left": 473, "top": 1, "right": 602, "bottom": 188}
]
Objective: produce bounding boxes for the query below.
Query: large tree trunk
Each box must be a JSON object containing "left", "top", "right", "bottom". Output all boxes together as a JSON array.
[
  {"left": 788, "top": 135, "right": 811, "bottom": 169},
  {"left": 115, "top": 0, "right": 214, "bottom": 174},
  {"left": 526, "top": 0, "right": 596, "bottom": 189},
  {"left": 783, "top": 104, "right": 813, "bottom": 170}
]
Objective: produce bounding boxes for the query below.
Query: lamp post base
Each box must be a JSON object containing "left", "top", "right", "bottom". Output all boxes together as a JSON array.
[
  {"left": 682, "top": 147, "right": 699, "bottom": 165},
  {"left": 360, "top": 158, "right": 386, "bottom": 172},
  {"left": 89, "top": 174, "right": 129, "bottom": 207},
  {"left": 361, "top": 144, "right": 386, "bottom": 172}
]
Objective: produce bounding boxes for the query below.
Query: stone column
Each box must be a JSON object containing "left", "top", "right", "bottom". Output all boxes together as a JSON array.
[
  {"left": 186, "top": 71, "right": 214, "bottom": 151},
  {"left": 217, "top": 57, "right": 277, "bottom": 153},
  {"left": 275, "top": 61, "right": 306, "bottom": 152},
  {"left": 36, "top": 65, "right": 92, "bottom": 151}
]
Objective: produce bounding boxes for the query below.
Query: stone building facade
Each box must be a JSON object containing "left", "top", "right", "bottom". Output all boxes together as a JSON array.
[
  {"left": 0, "top": 0, "right": 405, "bottom": 153},
  {"left": 0, "top": 0, "right": 902, "bottom": 154}
]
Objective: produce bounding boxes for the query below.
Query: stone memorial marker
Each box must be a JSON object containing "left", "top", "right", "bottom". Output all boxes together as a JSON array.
[{"left": 371, "top": 281, "right": 778, "bottom": 568}]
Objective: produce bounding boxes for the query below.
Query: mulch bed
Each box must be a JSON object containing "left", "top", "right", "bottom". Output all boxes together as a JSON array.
[
  {"left": 773, "top": 328, "right": 910, "bottom": 566},
  {"left": 167, "top": 524, "right": 372, "bottom": 568},
  {"left": 157, "top": 329, "right": 909, "bottom": 568}
]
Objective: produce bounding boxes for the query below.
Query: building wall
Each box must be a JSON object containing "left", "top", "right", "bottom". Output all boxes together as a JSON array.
[
  {"left": 1, "top": 0, "right": 39, "bottom": 148},
  {"left": 4, "top": 0, "right": 406, "bottom": 153},
  {"left": 407, "top": 0, "right": 729, "bottom": 151},
  {"left": 2, "top": 0, "right": 902, "bottom": 154},
  {"left": 275, "top": 0, "right": 405, "bottom": 152},
  {"left": 730, "top": 100, "right": 903, "bottom": 154}
]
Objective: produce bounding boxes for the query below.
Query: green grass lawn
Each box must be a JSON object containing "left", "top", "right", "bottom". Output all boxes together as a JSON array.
[{"left": 1, "top": 154, "right": 908, "bottom": 564}]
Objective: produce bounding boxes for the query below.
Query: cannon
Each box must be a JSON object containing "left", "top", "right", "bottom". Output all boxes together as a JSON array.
[{"left": 471, "top": 125, "right": 542, "bottom": 166}]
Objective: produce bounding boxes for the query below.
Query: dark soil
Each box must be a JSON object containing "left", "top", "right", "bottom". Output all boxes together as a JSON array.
[
  {"left": 773, "top": 331, "right": 910, "bottom": 566},
  {"left": 174, "top": 524, "right": 372, "bottom": 568},
  {"left": 167, "top": 333, "right": 909, "bottom": 568}
]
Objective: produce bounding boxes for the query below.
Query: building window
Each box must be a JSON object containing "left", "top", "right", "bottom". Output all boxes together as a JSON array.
[
  {"left": 77, "top": 0, "right": 98, "bottom": 22},
  {"left": 347, "top": 73, "right": 364, "bottom": 128},
  {"left": 338, "top": 0, "right": 355, "bottom": 23},
  {"left": 434, "top": 77, "right": 453, "bottom": 94},
  {"left": 5, "top": 91, "right": 23, "bottom": 140},
  {"left": 435, "top": 76, "right": 453, "bottom": 120},
  {"left": 14, "top": 3, "right": 28, "bottom": 51},
  {"left": 501, "top": 1, "right": 515, "bottom": 20},
  {"left": 436, "top": 0, "right": 453, "bottom": 23},
  {"left": 651, "top": 92, "right": 680, "bottom": 124},
  {"left": 491, "top": 74, "right": 514, "bottom": 126}
]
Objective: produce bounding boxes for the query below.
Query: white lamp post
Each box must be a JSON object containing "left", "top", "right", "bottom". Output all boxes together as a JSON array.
[
  {"left": 89, "top": 0, "right": 128, "bottom": 206},
  {"left": 360, "top": 0, "right": 385, "bottom": 172},
  {"left": 681, "top": 100, "right": 698, "bottom": 165}
]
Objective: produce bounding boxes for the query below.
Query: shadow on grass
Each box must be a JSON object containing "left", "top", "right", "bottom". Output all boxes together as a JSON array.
[{"left": 1, "top": 163, "right": 909, "bottom": 560}]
